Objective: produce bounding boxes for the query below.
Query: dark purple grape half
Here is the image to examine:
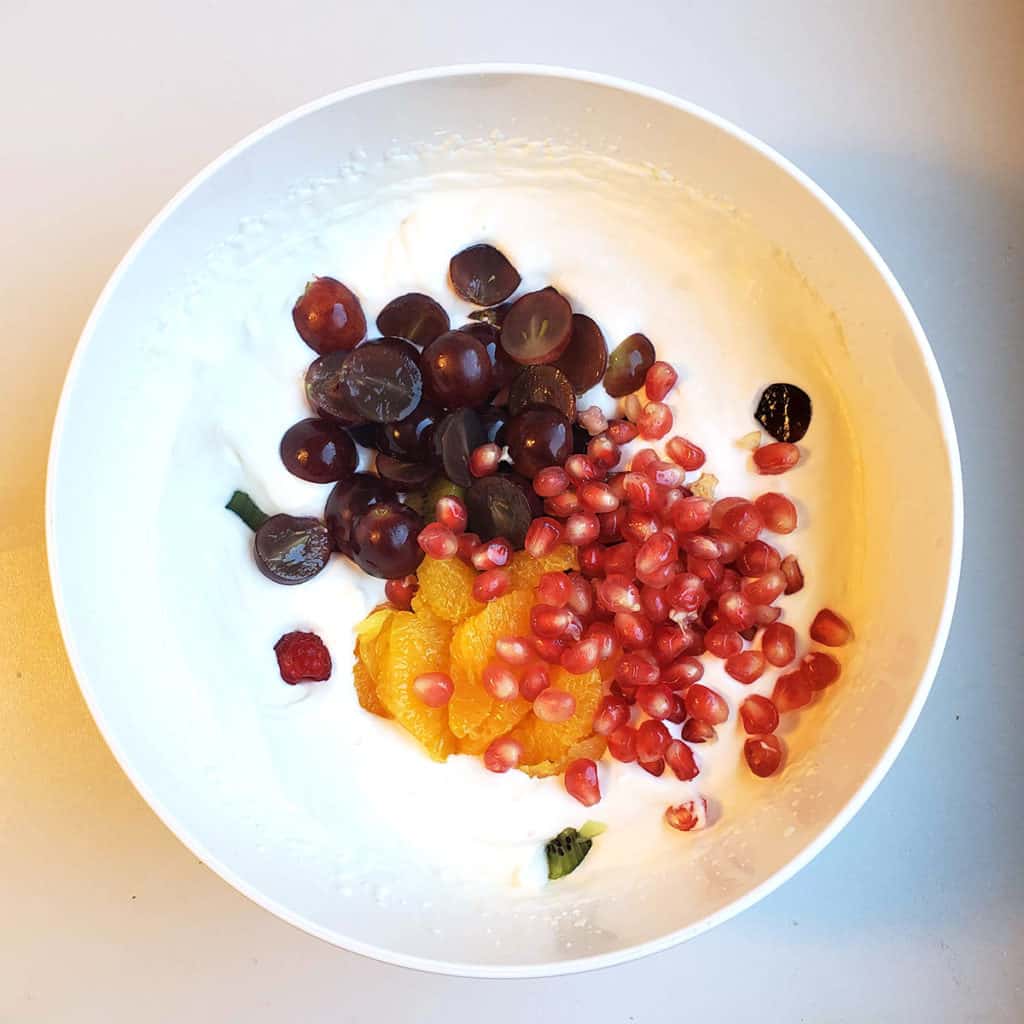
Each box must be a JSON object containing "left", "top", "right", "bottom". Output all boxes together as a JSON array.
[
  {"left": 572, "top": 422, "right": 590, "bottom": 455},
  {"left": 305, "top": 351, "right": 363, "bottom": 425},
  {"left": 467, "top": 302, "right": 513, "bottom": 327},
  {"left": 505, "top": 407, "right": 572, "bottom": 479},
  {"left": 433, "top": 407, "right": 486, "bottom": 488},
  {"left": 449, "top": 244, "right": 521, "bottom": 306},
  {"left": 375, "top": 453, "right": 437, "bottom": 491},
  {"left": 508, "top": 365, "right": 577, "bottom": 420},
  {"left": 462, "top": 321, "right": 519, "bottom": 395},
  {"left": 420, "top": 330, "right": 492, "bottom": 409},
  {"left": 554, "top": 314, "right": 608, "bottom": 394},
  {"left": 254, "top": 514, "right": 331, "bottom": 585},
  {"left": 292, "top": 277, "right": 366, "bottom": 354},
  {"left": 603, "top": 333, "right": 656, "bottom": 398},
  {"left": 375, "top": 293, "right": 450, "bottom": 347},
  {"left": 346, "top": 422, "right": 380, "bottom": 448},
  {"left": 476, "top": 405, "right": 506, "bottom": 444},
  {"left": 324, "top": 472, "right": 395, "bottom": 554},
  {"left": 755, "top": 382, "right": 813, "bottom": 443},
  {"left": 377, "top": 398, "right": 441, "bottom": 461},
  {"left": 466, "top": 473, "right": 536, "bottom": 548},
  {"left": 500, "top": 287, "right": 573, "bottom": 366},
  {"left": 349, "top": 501, "right": 425, "bottom": 579},
  {"left": 334, "top": 337, "right": 422, "bottom": 423},
  {"left": 279, "top": 418, "right": 357, "bottom": 484}
]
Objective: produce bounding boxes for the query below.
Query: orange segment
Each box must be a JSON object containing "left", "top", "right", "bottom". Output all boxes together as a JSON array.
[
  {"left": 416, "top": 555, "right": 484, "bottom": 623},
  {"left": 508, "top": 544, "right": 578, "bottom": 592},
  {"left": 509, "top": 666, "right": 603, "bottom": 766},
  {"left": 353, "top": 659, "right": 391, "bottom": 718},
  {"left": 519, "top": 733, "right": 607, "bottom": 778}
]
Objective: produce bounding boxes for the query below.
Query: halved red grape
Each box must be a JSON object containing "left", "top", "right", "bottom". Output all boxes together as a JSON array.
[
  {"left": 508, "top": 365, "right": 577, "bottom": 420},
  {"left": 449, "top": 244, "right": 521, "bottom": 306},
  {"left": 433, "top": 407, "right": 486, "bottom": 488},
  {"left": 554, "top": 314, "right": 608, "bottom": 394},
  {"left": 279, "top": 418, "right": 357, "bottom": 484},
  {"left": 254, "top": 514, "right": 331, "bottom": 584},
  {"left": 375, "top": 453, "right": 437, "bottom": 490},
  {"left": 334, "top": 338, "right": 422, "bottom": 423},
  {"left": 375, "top": 293, "right": 450, "bottom": 347},
  {"left": 468, "top": 302, "right": 512, "bottom": 327},
  {"left": 377, "top": 399, "right": 441, "bottom": 461},
  {"left": 755, "top": 382, "right": 812, "bottom": 443},
  {"left": 345, "top": 423, "right": 379, "bottom": 448},
  {"left": 466, "top": 473, "right": 538, "bottom": 548},
  {"left": 505, "top": 407, "right": 573, "bottom": 479},
  {"left": 304, "top": 351, "right": 362, "bottom": 424},
  {"left": 420, "top": 330, "right": 492, "bottom": 408},
  {"left": 348, "top": 501, "right": 424, "bottom": 579},
  {"left": 604, "top": 333, "right": 655, "bottom": 397},
  {"left": 324, "top": 473, "right": 395, "bottom": 554},
  {"left": 500, "top": 288, "right": 573, "bottom": 366},
  {"left": 292, "top": 276, "right": 366, "bottom": 354}
]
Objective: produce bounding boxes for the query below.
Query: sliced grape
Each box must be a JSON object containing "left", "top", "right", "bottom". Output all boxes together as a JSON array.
[
  {"left": 279, "top": 418, "right": 357, "bottom": 483},
  {"left": 508, "top": 365, "right": 577, "bottom": 420},
  {"left": 476, "top": 405, "right": 506, "bottom": 444},
  {"left": 254, "top": 514, "right": 331, "bottom": 585},
  {"left": 349, "top": 501, "right": 424, "bottom": 579},
  {"left": 467, "top": 302, "right": 512, "bottom": 327},
  {"left": 377, "top": 398, "right": 441, "bottom": 461},
  {"left": 604, "top": 333, "right": 655, "bottom": 397},
  {"left": 375, "top": 292, "right": 450, "bottom": 347},
  {"left": 433, "top": 407, "right": 486, "bottom": 488},
  {"left": 505, "top": 407, "right": 572, "bottom": 479},
  {"left": 404, "top": 477, "right": 465, "bottom": 519},
  {"left": 500, "top": 287, "right": 573, "bottom": 366},
  {"left": 292, "top": 277, "right": 366, "bottom": 354},
  {"left": 334, "top": 338, "right": 422, "bottom": 423},
  {"left": 420, "top": 330, "right": 492, "bottom": 409},
  {"left": 304, "top": 351, "right": 362, "bottom": 424},
  {"left": 449, "top": 244, "right": 521, "bottom": 306},
  {"left": 324, "top": 472, "right": 395, "bottom": 554},
  {"left": 755, "top": 382, "right": 813, "bottom": 442},
  {"left": 554, "top": 314, "right": 608, "bottom": 394},
  {"left": 462, "top": 321, "right": 519, "bottom": 394},
  {"left": 345, "top": 423, "right": 379, "bottom": 448},
  {"left": 375, "top": 453, "right": 437, "bottom": 491},
  {"left": 466, "top": 473, "right": 537, "bottom": 547}
]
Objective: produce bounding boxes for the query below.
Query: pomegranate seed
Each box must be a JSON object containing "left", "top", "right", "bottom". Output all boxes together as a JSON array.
[
  {"left": 483, "top": 735, "right": 523, "bottom": 773},
  {"left": 717, "top": 590, "right": 755, "bottom": 630},
  {"left": 457, "top": 531, "right": 480, "bottom": 563},
  {"left": 734, "top": 540, "right": 782, "bottom": 576},
  {"left": 577, "top": 405, "right": 608, "bottom": 435},
  {"left": 635, "top": 531, "right": 677, "bottom": 576},
  {"left": 534, "top": 688, "right": 576, "bottom": 723},
  {"left": 603, "top": 542, "right": 637, "bottom": 576},
  {"left": 720, "top": 501, "right": 764, "bottom": 542},
  {"left": 564, "top": 758, "right": 601, "bottom": 806},
  {"left": 543, "top": 493, "right": 578, "bottom": 519},
  {"left": 520, "top": 663, "right": 551, "bottom": 700},
  {"left": 640, "top": 757, "right": 665, "bottom": 777},
  {"left": 578, "top": 543, "right": 606, "bottom": 577},
  {"left": 532, "top": 636, "right": 567, "bottom": 664},
  {"left": 536, "top": 571, "right": 573, "bottom": 607},
  {"left": 469, "top": 443, "right": 502, "bottom": 478},
  {"left": 641, "top": 586, "right": 670, "bottom": 623},
  {"left": 561, "top": 636, "right": 601, "bottom": 674},
  {"left": 592, "top": 694, "right": 630, "bottom": 736},
  {"left": 562, "top": 608, "right": 585, "bottom": 643},
  {"left": 739, "top": 624, "right": 759, "bottom": 643},
  {"left": 781, "top": 554, "right": 804, "bottom": 594},
  {"left": 665, "top": 797, "right": 708, "bottom": 832},
  {"left": 725, "top": 650, "right": 766, "bottom": 684},
  {"left": 496, "top": 635, "right": 533, "bottom": 666},
  {"left": 679, "top": 533, "right": 722, "bottom": 561},
  {"left": 672, "top": 496, "right": 712, "bottom": 533},
  {"left": 596, "top": 573, "right": 641, "bottom": 613},
  {"left": 773, "top": 669, "right": 813, "bottom": 712},
  {"left": 637, "top": 682, "right": 675, "bottom": 719},
  {"left": 418, "top": 522, "right": 458, "bottom": 559},
  {"left": 578, "top": 481, "right": 619, "bottom": 513},
  {"left": 585, "top": 621, "right": 618, "bottom": 661},
  {"left": 753, "top": 603, "right": 782, "bottom": 627},
  {"left": 482, "top": 660, "right": 520, "bottom": 701},
  {"left": 532, "top": 604, "right": 572, "bottom": 639},
  {"left": 621, "top": 507, "right": 661, "bottom": 545},
  {"left": 473, "top": 567, "right": 511, "bottom": 602},
  {"left": 662, "top": 655, "right": 704, "bottom": 688},
  {"left": 742, "top": 570, "right": 786, "bottom": 606},
  {"left": 680, "top": 624, "right": 706, "bottom": 656},
  {"left": 762, "top": 622, "right": 796, "bottom": 666},
  {"left": 754, "top": 492, "right": 798, "bottom": 533},
  {"left": 412, "top": 671, "right": 454, "bottom": 708},
  {"left": 645, "top": 360, "right": 678, "bottom": 401},
  {"left": 666, "top": 572, "right": 705, "bottom": 613},
  {"left": 740, "top": 695, "right": 779, "bottom": 734},
  {"left": 688, "top": 555, "right": 724, "bottom": 588},
  {"left": 635, "top": 719, "right": 671, "bottom": 762},
  {"left": 704, "top": 622, "right": 743, "bottom": 659},
  {"left": 614, "top": 611, "right": 654, "bottom": 650},
  {"left": 630, "top": 447, "right": 659, "bottom": 473},
  {"left": 707, "top": 529, "right": 742, "bottom": 563},
  {"left": 623, "top": 472, "right": 655, "bottom": 509},
  {"left": 665, "top": 739, "right": 699, "bottom": 780},
  {"left": 434, "top": 495, "right": 468, "bottom": 533},
  {"left": 802, "top": 651, "right": 841, "bottom": 689},
  {"left": 753, "top": 442, "right": 800, "bottom": 475},
  {"left": 654, "top": 486, "right": 684, "bottom": 517},
  {"left": 534, "top": 466, "right": 571, "bottom": 497},
  {"left": 667, "top": 693, "right": 688, "bottom": 723},
  {"left": 685, "top": 683, "right": 729, "bottom": 724},
  {"left": 744, "top": 734, "right": 784, "bottom": 777},
  {"left": 615, "top": 651, "right": 660, "bottom": 688},
  {"left": 710, "top": 496, "right": 747, "bottom": 529},
  {"left": 607, "top": 724, "right": 638, "bottom": 762},
  {"left": 682, "top": 718, "right": 717, "bottom": 743},
  {"left": 606, "top": 419, "right": 639, "bottom": 445},
  {"left": 622, "top": 394, "right": 643, "bottom": 423},
  {"left": 597, "top": 507, "right": 626, "bottom": 543},
  {"left": 471, "top": 537, "right": 512, "bottom": 571},
  {"left": 651, "top": 623, "right": 685, "bottom": 666},
  {"left": 665, "top": 436, "right": 706, "bottom": 472},
  {"left": 384, "top": 574, "right": 418, "bottom": 610},
  {"left": 564, "top": 454, "right": 597, "bottom": 484},
  {"left": 587, "top": 435, "right": 620, "bottom": 471},
  {"left": 638, "top": 401, "right": 673, "bottom": 440},
  {"left": 525, "top": 517, "right": 563, "bottom": 557},
  {"left": 643, "top": 459, "right": 686, "bottom": 487},
  {"left": 565, "top": 574, "right": 595, "bottom": 619},
  {"left": 564, "top": 511, "right": 600, "bottom": 547},
  {"left": 810, "top": 608, "right": 853, "bottom": 646}
]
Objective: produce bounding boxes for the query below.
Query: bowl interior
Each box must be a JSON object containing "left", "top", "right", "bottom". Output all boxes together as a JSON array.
[{"left": 48, "top": 69, "right": 958, "bottom": 975}]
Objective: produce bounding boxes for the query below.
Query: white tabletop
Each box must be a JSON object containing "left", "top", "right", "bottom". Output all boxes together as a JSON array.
[{"left": 2, "top": 1, "right": 1021, "bottom": 1020}]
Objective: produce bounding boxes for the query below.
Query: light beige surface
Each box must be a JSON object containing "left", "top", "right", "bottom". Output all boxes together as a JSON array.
[{"left": 2, "top": 0, "right": 1021, "bottom": 1020}]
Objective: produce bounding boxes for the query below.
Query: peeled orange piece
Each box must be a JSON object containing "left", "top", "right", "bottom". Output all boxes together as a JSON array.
[
  {"left": 353, "top": 659, "right": 391, "bottom": 719},
  {"left": 352, "top": 607, "right": 394, "bottom": 718},
  {"left": 509, "top": 666, "right": 603, "bottom": 766},
  {"left": 519, "top": 732, "right": 607, "bottom": 778},
  {"left": 416, "top": 555, "right": 484, "bottom": 623},
  {"left": 508, "top": 544, "right": 578, "bottom": 592}
]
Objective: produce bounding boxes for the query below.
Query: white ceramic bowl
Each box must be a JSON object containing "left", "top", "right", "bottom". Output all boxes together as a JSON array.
[{"left": 47, "top": 65, "right": 962, "bottom": 977}]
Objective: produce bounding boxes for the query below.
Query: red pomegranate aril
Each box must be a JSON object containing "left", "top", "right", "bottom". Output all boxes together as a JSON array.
[
  {"left": 587, "top": 435, "right": 620, "bottom": 471},
  {"left": 622, "top": 394, "right": 643, "bottom": 423},
  {"left": 470, "top": 537, "right": 511, "bottom": 571},
  {"left": 725, "top": 650, "right": 766, "bottom": 684},
  {"left": 802, "top": 651, "right": 842, "bottom": 689},
  {"left": 597, "top": 507, "right": 626, "bottom": 542},
  {"left": 665, "top": 739, "right": 700, "bottom": 780},
  {"left": 606, "top": 419, "right": 639, "bottom": 444},
  {"left": 740, "top": 695, "right": 780, "bottom": 735},
  {"left": 496, "top": 635, "right": 533, "bottom": 666},
  {"left": 643, "top": 459, "right": 686, "bottom": 488},
  {"left": 638, "top": 562, "right": 676, "bottom": 591},
  {"left": 482, "top": 660, "right": 520, "bottom": 701},
  {"left": 621, "top": 507, "right": 661, "bottom": 545},
  {"left": 662, "top": 655, "right": 704, "bottom": 688},
  {"left": 607, "top": 724, "right": 638, "bottom": 762},
  {"left": 810, "top": 608, "right": 853, "bottom": 646},
  {"left": 709, "top": 567, "right": 740, "bottom": 600},
  {"left": 720, "top": 501, "right": 764, "bottom": 543},
  {"left": 565, "top": 454, "right": 599, "bottom": 484},
  {"left": 637, "top": 682, "right": 675, "bottom": 720},
  {"left": 578, "top": 405, "right": 608, "bottom": 436},
  {"left": 774, "top": 669, "right": 813, "bottom": 712},
  {"left": 739, "top": 624, "right": 758, "bottom": 643},
  {"left": 630, "top": 447, "right": 659, "bottom": 473},
  {"left": 564, "top": 511, "right": 600, "bottom": 547},
  {"left": 654, "top": 486, "right": 684, "bottom": 517},
  {"left": 586, "top": 621, "right": 618, "bottom": 662},
  {"left": 734, "top": 540, "right": 782, "bottom": 576},
  {"left": 418, "top": 522, "right": 458, "bottom": 559},
  {"left": 704, "top": 624, "right": 742, "bottom": 664},
  {"left": 645, "top": 361, "right": 678, "bottom": 402},
  {"left": 754, "top": 492, "right": 798, "bottom": 533},
  {"left": 532, "top": 635, "right": 567, "bottom": 664},
  {"left": 578, "top": 543, "right": 606, "bottom": 577},
  {"left": 707, "top": 529, "right": 742, "bottom": 564},
  {"left": 603, "top": 542, "right": 637, "bottom": 577},
  {"left": 680, "top": 533, "right": 722, "bottom": 561},
  {"left": 536, "top": 571, "right": 573, "bottom": 608},
  {"left": 578, "top": 481, "right": 619, "bottom": 513},
  {"left": 745, "top": 734, "right": 784, "bottom": 777},
  {"left": 635, "top": 719, "right": 671, "bottom": 763},
  {"left": 614, "top": 611, "right": 654, "bottom": 650},
  {"left": 520, "top": 663, "right": 551, "bottom": 700},
  {"left": 665, "top": 798, "right": 708, "bottom": 831},
  {"left": 640, "top": 586, "right": 669, "bottom": 623},
  {"left": 640, "top": 758, "right": 665, "bottom": 777},
  {"left": 717, "top": 590, "right": 755, "bottom": 630},
  {"left": 638, "top": 402, "right": 673, "bottom": 440},
  {"left": 456, "top": 532, "right": 479, "bottom": 563},
  {"left": 473, "top": 567, "right": 511, "bottom": 602},
  {"left": 596, "top": 574, "right": 641, "bottom": 614},
  {"left": 623, "top": 471, "right": 655, "bottom": 509},
  {"left": 666, "top": 693, "right": 688, "bottom": 723},
  {"left": 781, "top": 554, "right": 804, "bottom": 594},
  {"left": 682, "top": 718, "right": 717, "bottom": 743},
  {"left": 545, "top": 491, "right": 581, "bottom": 518},
  {"left": 702, "top": 601, "right": 722, "bottom": 631},
  {"left": 754, "top": 442, "right": 800, "bottom": 475},
  {"left": 762, "top": 622, "right": 797, "bottom": 667},
  {"left": 615, "top": 651, "right": 660, "bottom": 688},
  {"left": 681, "top": 624, "right": 706, "bottom": 656},
  {"left": 564, "top": 758, "right": 601, "bottom": 806},
  {"left": 384, "top": 574, "right": 418, "bottom": 610},
  {"left": 524, "top": 517, "right": 563, "bottom": 557},
  {"left": 711, "top": 496, "right": 747, "bottom": 529},
  {"left": 483, "top": 735, "right": 523, "bottom": 773},
  {"left": 435, "top": 496, "right": 468, "bottom": 534},
  {"left": 666, "top": 572, "right": 705, "bottom": 613},
  {"left": 685, "top": 683, "right": 729, "bottom": 724},
  {"left": 533, "top": 466, "right": 571, "bottom": 497},
  {"left": 742, "top": 570, "right": 786, "bottom": 606},
  {"left": 688, "top": 556, "right": 724, "bottom": 588},
  {"left": 635, "top": 531, "right": 677, "bottom": 575},
  {"left": 561, "top": 636, "right": 601, "bottom": 674},
  {"left": 531, "top": 604, "right": 571, "bottom": 639},
  {"left": 566, "top": 574, "right": 595, "bottom": 619},
  {"left": 592, "top": 694, "right": 630, "bottom": 737},
  {"left": 672, "top": 496, "right": 712, "bottom": 533},
  {"left": 412, "top": 671, "right": 455, "bottom": 708},
  {"left": 469, "top": 443, "right": 502, "bottom": 478},
  {"left": 753, "top": 603, "right": 782, "bottom": 627},
  {"left": 649, "top": 622, "right": 683, "bottom": 665},
  {"left": 665, "top": 436, "right": 706, "bottom": 472},
  {"left": 534, "top": 688, "right": 576, "bottom": 723}
]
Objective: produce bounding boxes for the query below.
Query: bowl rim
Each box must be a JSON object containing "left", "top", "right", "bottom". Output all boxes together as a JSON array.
[{"left": 45, "top": 62, "right": 964, "bottom": 979}]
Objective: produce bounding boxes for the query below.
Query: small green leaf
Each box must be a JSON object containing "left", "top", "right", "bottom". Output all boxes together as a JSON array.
[
  {"left": 225, "top": 490, "right": 269, "bottom": 532},
  {"left": 578, "top": 820, "right": 607, "bottom": 840}
]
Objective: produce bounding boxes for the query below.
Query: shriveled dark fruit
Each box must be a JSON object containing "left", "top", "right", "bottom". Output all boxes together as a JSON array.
[
  {"left": 500, "top": 287, "right": 573, "bottom": 366},
  {"left": 377, "top": 399, "right": 441, "bottom": 461},
  {"left": 604, "top": 333, "right": 655, "bottom": 397},
  {"left": 375, "top": 292, "right": 450, "bottom": 347},
  {"left": 554, "top": 314, "right": 608, "bottom": 394},
  {"left": 304, "top": 351, "right": 362, "bottom": 425},
  {"left": 449, "top": 244, "right": 521, "bottom": 306},
  {"left": 505, "top": 406, "right": 573, "bottom": 479},
  {"left": 274, "top": 631, "right": 332, "bottom": 684},
  {"left": 348, "top": 501, "right": 424, "bottom": 579},
  {"left": 292, "top": 276, "right": 366, "bottom": 354},
  {"left": 468, "top": 302, "right": 512, "bottom": 327},
  {"left": 755, "top": 382, "right": 813, "bottom": 443},
  {"left": 420, "top": 330, "right": 492, "bottom": 409},
  {"left": 433, "top": 407, "right": 486, "bottom": 488},
  {"left": 254, "top": 514, "right": 332, "bottom": 585},
  {"left": 508, "top": 365, "right": 577, "bottom": 420},
  {"left": 466, "top": 474, "right": 536, "bottom": 547},
  {"left": 324, "top": 473, "right": 395, "bottom": 554},
  {"left": 279, "top": 418, "right": 357, "bottom": 484},
  {"left": 333, "top": 337, "right": 422, "bottom": 423},
  {"left": 375, "top": 453, "right": 437, "bottom": 490}
]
